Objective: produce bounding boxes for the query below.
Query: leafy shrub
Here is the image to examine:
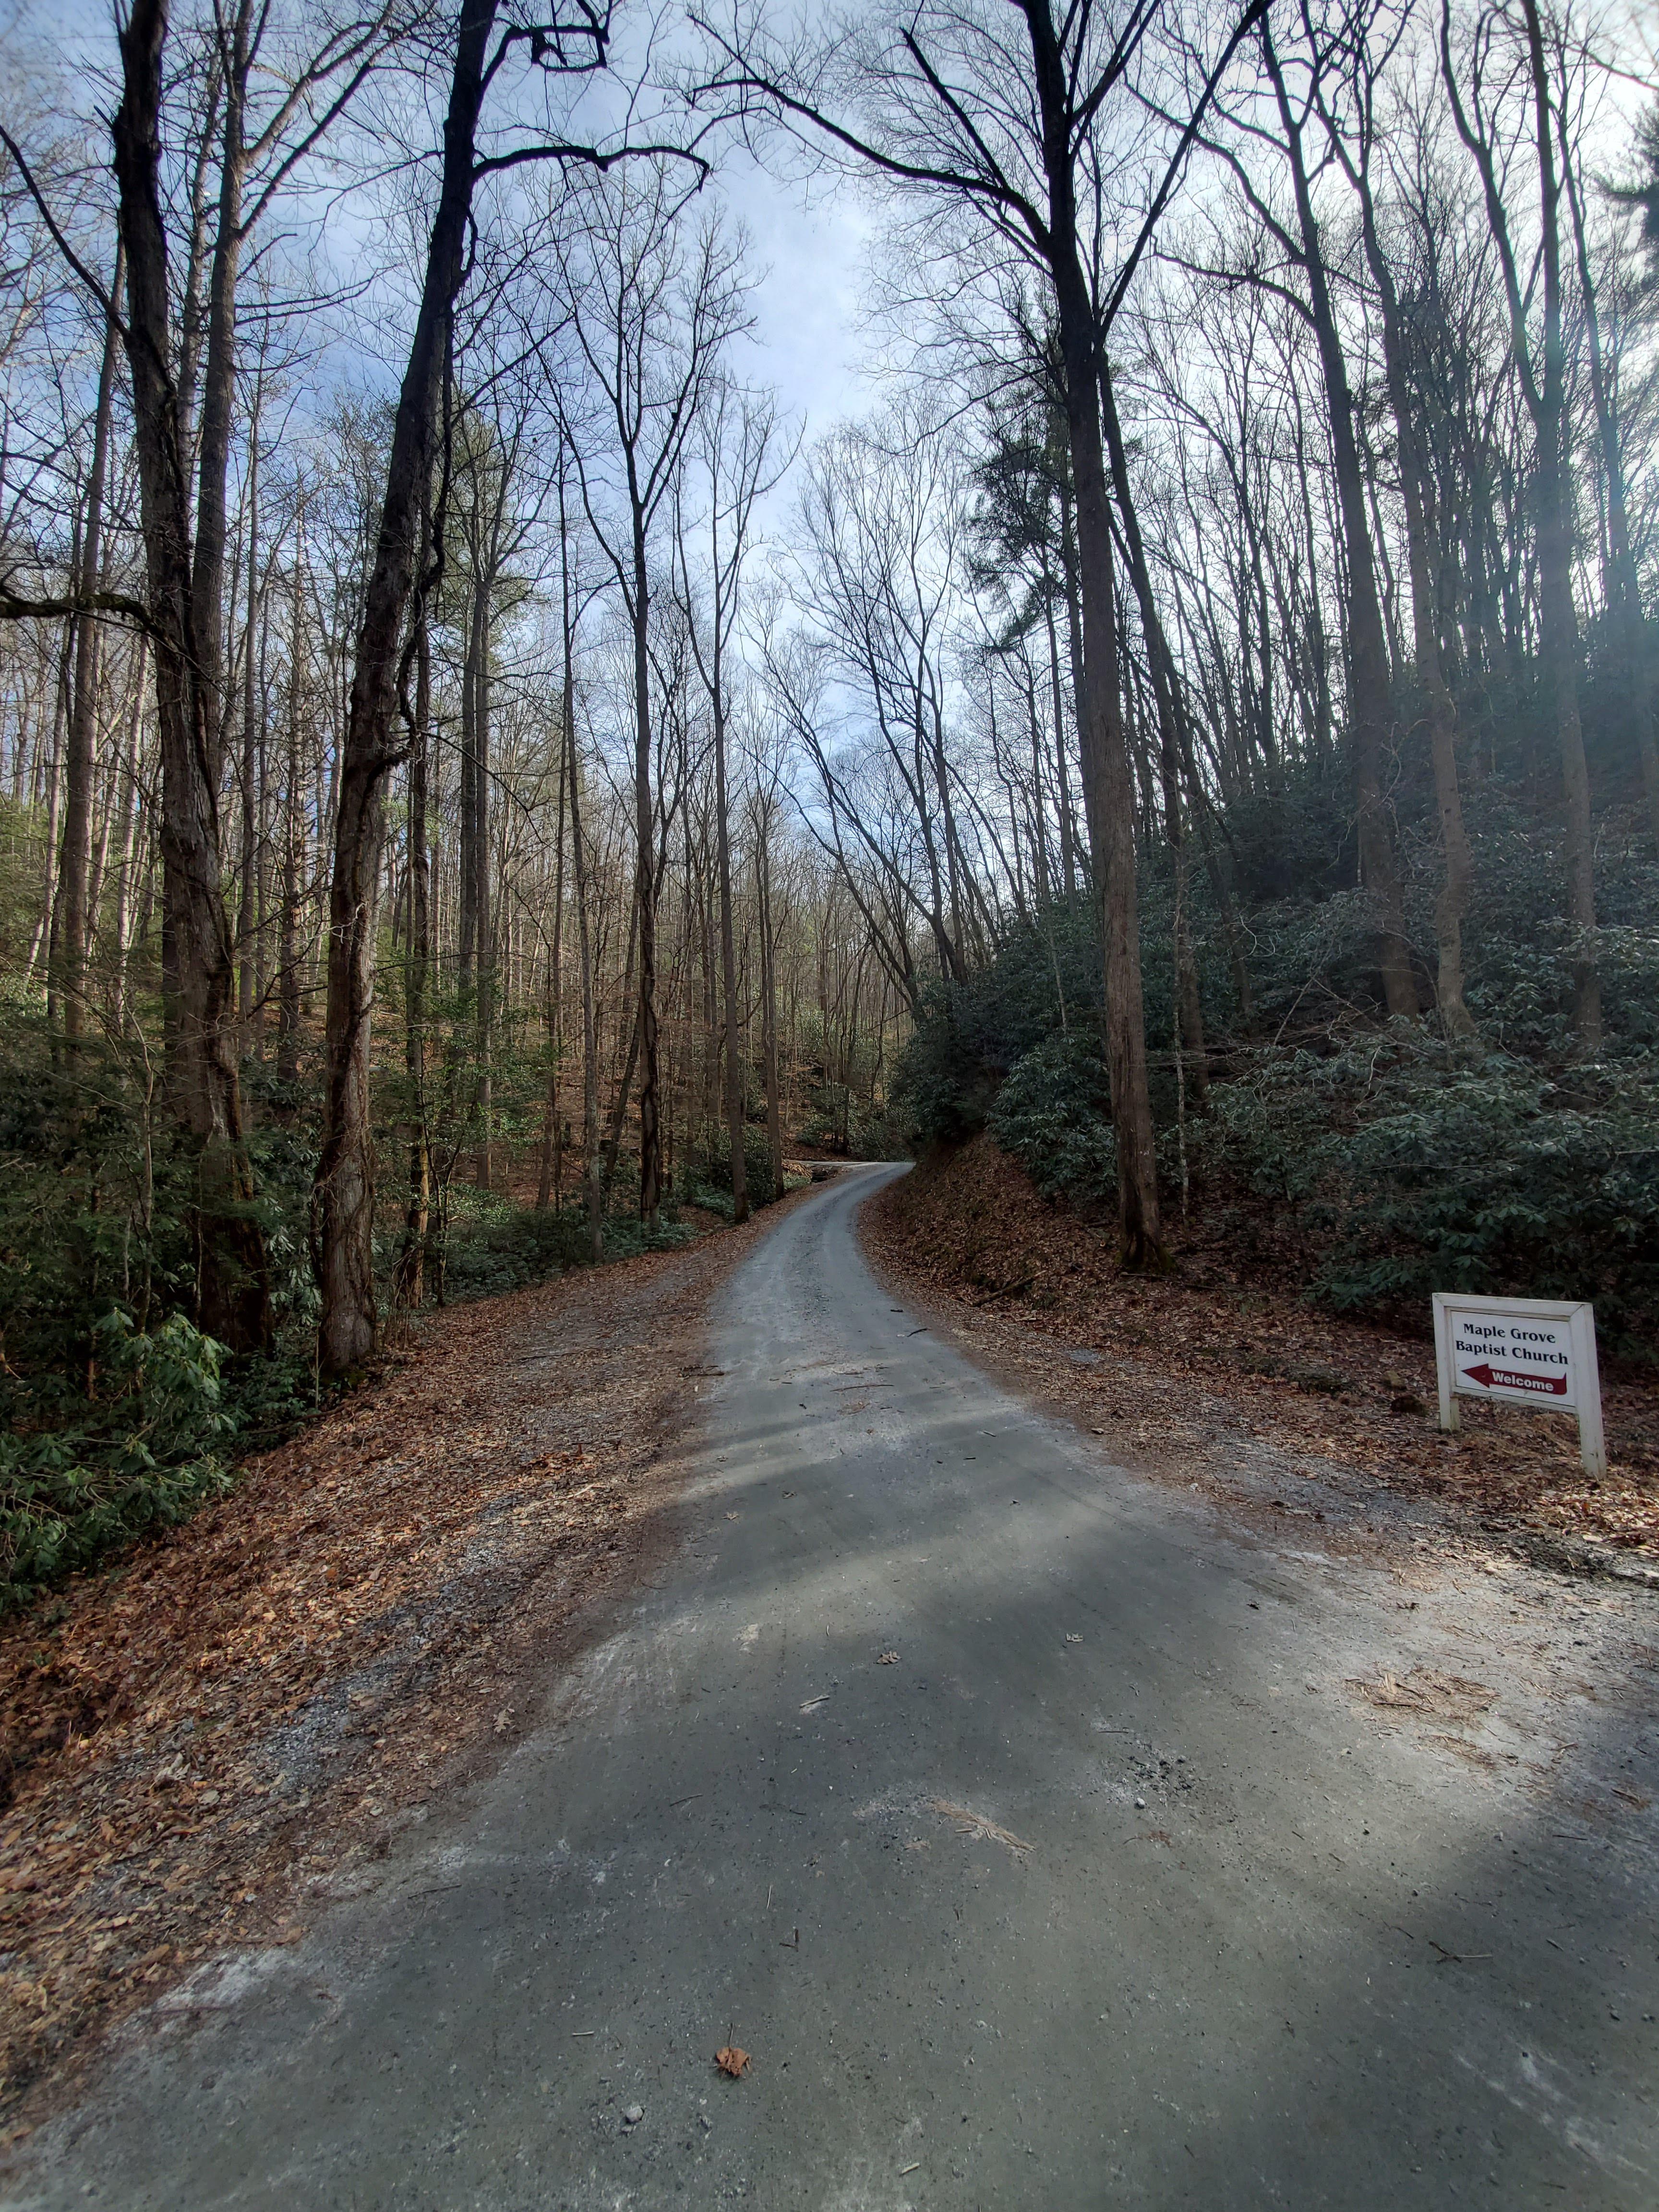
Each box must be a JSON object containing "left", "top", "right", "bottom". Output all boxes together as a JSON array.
[
  {"left": 432, "top": 1186, "right": 694, "bottom": 1303},
  {"left": 892, "top": 745, "right": 1659, "bottom": 1351},
  {"left": 695, "top": 1123, "right": 782, "bottom": 1207},
  {"left": 889, "top": 992, "right": 999, "bottom": 1148},
  {"left": 0, "top": 1311, "right": 235, "bottom": 1611},
  {"left": 848, "top": 1097, "right": 913, "bottom": 1161},
  {"left": 1190, "top": 1032, "right": 1659, "bottom": 1352},
  {"left": 888, "top": 901, "right": 1106, "bottom": 1151},
  {"left": 1314, "top": 1066, "right": 1659, "bottom": 1348},
  {"left": 796, "top": 1081, "right": 910, "bottom": 1159},
  {"left": 987, "top": 1030, "right": 1116, "bottom": 1202},
  {"left": 744, "top": 1125, "right": 780, "bottom": 1206},
  {"left": 590, "top": 1212, "right": 697, "bottom": 1261},
  {"left": 435, "top": 1195, "right": 600, "bottom": 1302}
]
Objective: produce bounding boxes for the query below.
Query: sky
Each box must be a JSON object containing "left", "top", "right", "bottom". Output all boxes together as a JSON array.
[{"left": 717, "top": 153, "right": 881, "bottom": 451}]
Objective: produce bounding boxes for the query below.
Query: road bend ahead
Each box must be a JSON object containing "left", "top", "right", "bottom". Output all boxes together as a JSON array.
[{"left": 10, "top": 1164, "right": 1655, "bottom": 2209}]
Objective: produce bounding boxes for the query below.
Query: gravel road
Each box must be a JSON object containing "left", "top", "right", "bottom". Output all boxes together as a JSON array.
[{"left": 7, "top": 1163, "right": 1656, "bottom": 2209}]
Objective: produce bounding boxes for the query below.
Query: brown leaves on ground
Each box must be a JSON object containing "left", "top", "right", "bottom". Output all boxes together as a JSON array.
[
  {"left": 0, "top": 1199, "right": 805, "bottom": 2122},
  {"left": 715, "top": 2045, "right": 751, "bottom": 2078},
  {"left": 1349, "top": 1668, "right": 1496, "bottom": 1722},
  {"left": 865, "top": 1136, "right": 1659, "bottom": 1565}
]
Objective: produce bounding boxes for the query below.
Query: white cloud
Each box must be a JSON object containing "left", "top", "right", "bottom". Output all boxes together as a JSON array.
[{"left": 716, "top": 152, "right": 880, "bottom": 444}]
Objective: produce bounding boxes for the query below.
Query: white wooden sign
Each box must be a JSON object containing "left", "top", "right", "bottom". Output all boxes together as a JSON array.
[{"left": 1431, "top": 1292, "right": 1605, "bottom": 1479}]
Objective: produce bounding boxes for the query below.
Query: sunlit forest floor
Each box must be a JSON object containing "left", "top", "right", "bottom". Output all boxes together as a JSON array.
[
  {"left": 0, "top": 1191, "right": 817, "bottom": 2124},
  {"left": 865, "top": 1137, "right": 1659, "bottom": 1575}
]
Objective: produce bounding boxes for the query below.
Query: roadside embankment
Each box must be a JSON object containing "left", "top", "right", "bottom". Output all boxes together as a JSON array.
[{"left": 863, "top": 1136, "right": 1659, "bottom": 1576}]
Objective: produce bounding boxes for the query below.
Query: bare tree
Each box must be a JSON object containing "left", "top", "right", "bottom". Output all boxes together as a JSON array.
[
  {"left": 1202, "top": 12, "right": 1417, "bottom": 1018},
  {"left": 191, "top": 0, "right": 400, "bottom": 797},
  {"left": 699, "top": 0, "right": 1267, "bottom": 1263},
  {"left": 1308, "top": 0, "right": 1477, "bottom": 1043},
  {"left": 52, "top": 240, "right": 123, "bottom": 1056},
  {"left": 1442, "top": 0, "right": 1600, "bottom": 1048},
  {"left": 315, "top": 0, "right": 618, "bottom": 1371},
  {"left": 553, "top": 159, "right": 747, "bottom": 1221},
  {"left": 679, "top": 376, "right": 787, "bottom": 1220},
  {"left": 111, "top": 0, "right": 272, "bottom": 1347},
  {"left": 791, "top": 404, "right": 970, "bottom": 992}
]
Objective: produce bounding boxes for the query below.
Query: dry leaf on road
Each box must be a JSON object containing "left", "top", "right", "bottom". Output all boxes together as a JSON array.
[{"left": 927, "top": 1798, "right": 1033, "bottom": 1858}]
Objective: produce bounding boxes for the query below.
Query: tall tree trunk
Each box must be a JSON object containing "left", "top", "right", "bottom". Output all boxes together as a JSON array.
[
  {"left": 1558, "top": 104, "right": 1659, "bottom": 859},
  {"left": 55, "top": 245, "right": 123, "bottom": 1051},
  {"left": 756, "top": 801, "right": 783, "bottom": 1199},
  {"left": 175, "top": 56, "right": 222, "bottom": 457},
  {"left": 395, "top": 597, "right": 432, "bottom": 1305},
  {"left": 276, "top": 555, "right": 303, "bottom": 1090},
  {"left": 1447, "top": 0, "right": 1599, "bottom": 1046},
  {"left": 567, "top": 704, "right": 603, "bottom": 1263},
  {"left": 34, "top": 614, "right": 71, "bottom": 992},
  {"left": 1053, "top": 451, "right": 1085, "bottom": 893},
  {"left": 1442, "top": 0, "right": 1599, "bottom": 1043},
  {"left": 111, "top": 636, "right": 146, "bottom": 1025},
  {"left": 711, "top": 663, "right": 747, "bottom": 1224},
  {"left": 1344, "top": 155, "right": 1477, "bottom": 1045},
  {"left": 236, "top": 394, "right": 262, "bottom": 1049},
  {"left": 192, "top": 0, "right": 251, "bottom": 796},
  {"left": 1526, "top": 257, "right": 1600, "bottom": 1041},
  {"left": 314, "top": 0, "right": 499, "bottom": 1373},
  {"left": 1264, "top": 27, "right": 1415, "bottom": 1021},
  {"left": 470, "top": 574, "right": 493, "bottom": 1189},
  {"left": 630, "top": 529, "right": 662, "bottom": 1221},
  {"left": 696, "top": 837, "right": 719, "bottom": 1167},
  {"left": 1098, "top": 357, "right": 1207, "bottom": 1101},
  {"left": 457, "top": 577, "right": 481, "bottom": 992},
  {"left": 1027, "top": 649, "right": 1054, "bottom": 905},
  {"left": 537, "top": 631, "right": 571, "bottom": 1211},
  {"left": 113, "top": 0, "right": 270, "bottom": 1349},
  {"left": 1022, "top": 0, "right": 1164, "bottom": 1267},
  {"left": 603, "top": 1000, "right": 642, "bottom": 1200}
]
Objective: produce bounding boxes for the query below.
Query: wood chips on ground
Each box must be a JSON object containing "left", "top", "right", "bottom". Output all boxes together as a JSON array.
[
  {"left": 863, "top": 1136, "right": 1659, "bottom": 1567},
  {"left": 0, "top": 1198, "right": 805, "bottom": 2124}
]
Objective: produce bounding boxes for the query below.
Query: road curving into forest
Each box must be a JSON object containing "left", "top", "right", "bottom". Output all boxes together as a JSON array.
[{"left": 8, "top": 1163, "right": 1656, "bottom": 2209}]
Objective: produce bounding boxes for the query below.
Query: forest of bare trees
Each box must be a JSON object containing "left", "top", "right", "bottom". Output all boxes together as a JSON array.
[{"left": 2, "top": 0, "right": 1657, "bottom": 1601}]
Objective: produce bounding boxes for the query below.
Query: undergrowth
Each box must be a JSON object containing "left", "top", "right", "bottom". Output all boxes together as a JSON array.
[
  {"left": 890, "top": 778, "right": 1659, "bottom": 1358},
  {"left": 0, "top": 1002, "right": 721, "bottom": 1616}
]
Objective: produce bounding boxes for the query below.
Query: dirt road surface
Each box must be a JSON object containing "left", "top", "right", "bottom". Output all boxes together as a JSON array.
[{"left": 5, "top": 1164, "right": 1656, "bottom": 2208}]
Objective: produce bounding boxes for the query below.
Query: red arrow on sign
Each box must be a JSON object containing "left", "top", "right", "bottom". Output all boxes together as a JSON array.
[{"left": 1461, "top": 1363, "right": 1567, "bottom": 1397}]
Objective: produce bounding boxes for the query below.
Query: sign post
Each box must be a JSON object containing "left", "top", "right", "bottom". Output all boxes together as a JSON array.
[{"left": 1431, "top": 1292, "right": 1605, "bottom": 1479}]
